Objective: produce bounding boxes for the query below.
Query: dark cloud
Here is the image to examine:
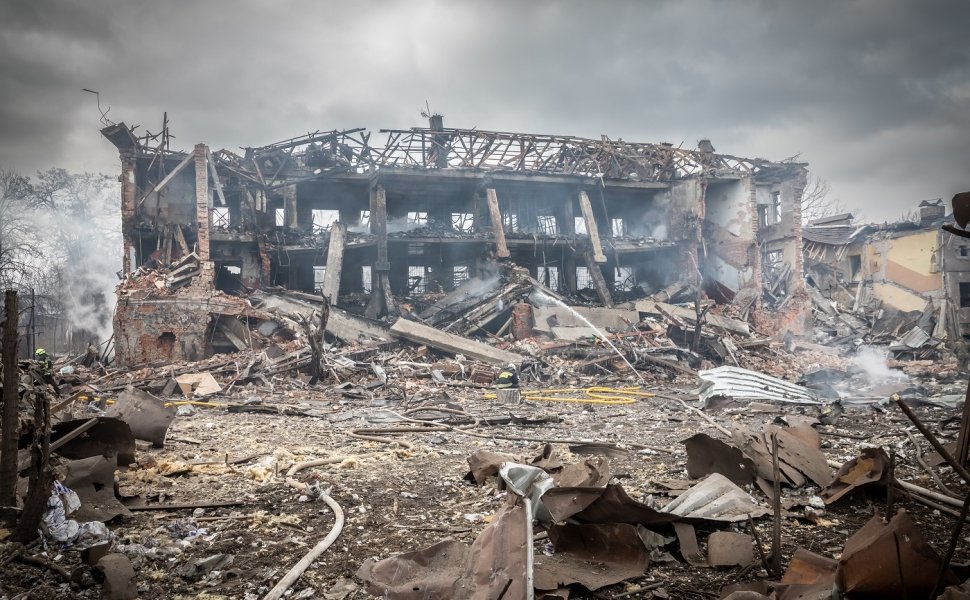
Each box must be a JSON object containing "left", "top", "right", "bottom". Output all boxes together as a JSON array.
[{"left": 0, "top": 0, "right": 967, "bottom": 220}]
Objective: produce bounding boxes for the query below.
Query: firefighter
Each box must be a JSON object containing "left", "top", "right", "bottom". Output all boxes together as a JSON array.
[
  {"left": 495, "top": 363, "right": 519, "bottom": 389},
  {"left": 34, "top": 348, "right": 59, "bottom": 394}
]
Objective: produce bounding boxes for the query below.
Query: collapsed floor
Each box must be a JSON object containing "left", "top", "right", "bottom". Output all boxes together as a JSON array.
[{"left": 3, "top": 281, "right": 970, "bottom": 600}]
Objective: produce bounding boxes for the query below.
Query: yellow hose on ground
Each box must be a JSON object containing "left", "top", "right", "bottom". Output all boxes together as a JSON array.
[{"left": 484, "top": 386, "right": 654, "bottom": 405}]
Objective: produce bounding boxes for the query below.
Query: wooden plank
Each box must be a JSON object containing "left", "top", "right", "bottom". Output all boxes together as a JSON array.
[
  {"left": 321, "top": 223, "right": 346, "bottom": 303},
  {"left": 205, "top": 147, "right": 227, "bottom": 206},
  {"left": 579, "top": 190, "right": 607, "bottom": 263},
  {"left": 390, "top": 318, "right": 525, "bottom": 366},
  {"left": 138, "top": 151, "right": 194, "bottom": 205},
  {"left": 485, "top": 188, "right": 510, "bottom": 258}
]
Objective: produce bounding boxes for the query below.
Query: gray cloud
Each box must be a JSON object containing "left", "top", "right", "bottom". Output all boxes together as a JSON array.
[{"left": 0, "top": 0, "right": 967, "bottom": 220}]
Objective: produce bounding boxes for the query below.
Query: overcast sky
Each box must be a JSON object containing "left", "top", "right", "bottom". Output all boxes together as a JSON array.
[{"left": 1, "top": 0, "right": 967, "bottom": 221}]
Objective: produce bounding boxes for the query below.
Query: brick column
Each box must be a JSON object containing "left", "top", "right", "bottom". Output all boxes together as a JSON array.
[
  {"left": 194, "top": 143, "right": 210, "bottom": 261},
  {"left": 120, "top": 151, "right": 137, "bottom": 273}
]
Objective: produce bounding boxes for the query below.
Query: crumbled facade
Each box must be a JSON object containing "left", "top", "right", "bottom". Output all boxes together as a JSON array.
[
  {"left": 802, "top": 199, "right": 970, "bottom": 350},
  {"left": 102, "top": 117, "right": 809, "bottom": 367}
]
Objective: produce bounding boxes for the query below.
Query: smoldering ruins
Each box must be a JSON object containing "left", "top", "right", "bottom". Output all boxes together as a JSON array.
[{"left": 3, "top": 112, "right": 970, "bottom": 600}]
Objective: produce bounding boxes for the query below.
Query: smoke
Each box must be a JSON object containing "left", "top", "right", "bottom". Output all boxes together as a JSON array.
[
  {"left": 32, "top": 171, "right": 122, "bottom": 346},
  {"left": 624, "top": 195, "right": 671, "bottom": 240},
  {"left": 851, "top": 345, "right": 909, "bottom": 386}
]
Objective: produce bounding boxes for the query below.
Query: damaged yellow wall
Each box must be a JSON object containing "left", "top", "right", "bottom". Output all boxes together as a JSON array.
[
  {"left": 883, "top": 230, "right": 939, "bottom": 293},
  {"left": 871, "top": 282, "right": 928, "bottom": 313}
]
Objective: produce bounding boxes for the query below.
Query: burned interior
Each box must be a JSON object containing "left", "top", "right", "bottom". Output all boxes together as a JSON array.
[{"left": 100, "top": 116, "right": 809, "bottom": 367}]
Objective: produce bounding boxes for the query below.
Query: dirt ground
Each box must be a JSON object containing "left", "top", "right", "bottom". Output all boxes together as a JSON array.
[{"left": 2, "top": 367, "right": 969, "bottom": 599}]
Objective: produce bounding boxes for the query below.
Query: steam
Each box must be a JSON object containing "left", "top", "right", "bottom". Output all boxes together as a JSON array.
[{"left": 851, "top": 346, "right": 908, "bottom": 384}]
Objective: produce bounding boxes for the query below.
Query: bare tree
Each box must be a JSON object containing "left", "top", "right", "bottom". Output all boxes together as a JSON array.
[
  {"left": 801, "top": 175, "right": 847, "bottom": 224},
  {"left": 0, "top": 170, "right": 39, "bottom": 290}
]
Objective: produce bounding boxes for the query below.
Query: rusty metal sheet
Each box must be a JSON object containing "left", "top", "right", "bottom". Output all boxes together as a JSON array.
[
  {"left": 820, "top": 447, "right": 890, "bottom": 505},
  {"left": 534, "top": 522, "right": 649, "bottom": 591},
  {"left": 780, "top": 548, "right": 838, "bottom": 585},
  {"left": 836, "top": 509, "right": 958, "bottom": 598},
  {"left": 51, "top": 417, "right": 136, "bottom": 466},
  {"left": 673, "top": 522, "right": 707, "bottom": 567},
  {"left": 466, "top": 450, "right": 516, "bottom": 485},
  {"left": 571, "top": 483, "right": 681, "bottom": 528},
  {"left": 552, "top": 456, "right": 610, "bottom": 488},
  {"left": 684, "top": 433, "right": 756, "bottom": 486},
  {"left": 106, "top": 387, "right": 175, "bottom": 447},
  {"left": 64, "top": 455, "right": 130, "bottom": 522},
  {"left": 357, "top": 503, "right": 530, "bottom": 599},
  {"left": 764, "top": 425, "right": 832, "bottom": 488}
]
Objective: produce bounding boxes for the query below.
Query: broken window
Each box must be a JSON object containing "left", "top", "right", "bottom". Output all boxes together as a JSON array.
[
  {"left": 453, "top": 265, "right": 470, "bottom": 288},
  {"left": 312, "top": 209, "right": 339, "bottom": 234},
  {"left": 452, "top": 213, "right": 474, "bottom": 233},
  {"left": 502, "top": 212, "right": 518, "bottom": 232},
  {"left": 576, "top": 266, "right": 592, "bottom": 290},
  {"left": 770, "top": 191, "right": 782, "bottom": 224},
  {"left": 574, "top": 217, "right": 588, "bottom": 235},
  {"left": 275, "top": 208, "right": 285, "bottom": 227},
  {"left": 362, "top": 266, "right": 372, "bottom": 292},
  {"left": 538, "top": 265, "right": 560, "bottom": 291},
  {"left": 313, "top": 266, "right": 326, "bottom": 292},
  {"left": 757, "top": 205, "right": 769, "bottom": 228},
  {"left": 407, "top": 211, "right": 428, "bottom": 225},
  {"left": 959, "top": 245, "right": 969, "bottom": 258},
  {"left": 611, "top": 218, "right": 625, "bottom": 237},
  {"left": 614, "top": 266, "right": 635, "bottom": 291},
  {"left": 961, "top": 283, "right": 970, "bottom": 308},
  {"left": 537, "top": 215, "right": 558, "bottom": 236},
  {"left": 849, "top": 255, "right": 862, "bottom": 282},
  {"left": 212, "top": 207, "right": 230, "bottom": 228},
  {"left": 408, "top": 265, "right": 427, "bottom": 293},
  {"left": 360, "top": 210, "right": 370, "bottom": 228}
]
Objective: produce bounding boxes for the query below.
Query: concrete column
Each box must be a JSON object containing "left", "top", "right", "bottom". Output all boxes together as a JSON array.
[
  {"left": 579, "top": 190, "right": 606, "bottom": 263},
  {"left": 486, "top": 188, "right": 510, "bottom": 258},
  {"left": 283, "top": 184, "right": 298, "bottom": 229},
  {"left": 194, "top": 143, "right": 210, "bottom": 261}
]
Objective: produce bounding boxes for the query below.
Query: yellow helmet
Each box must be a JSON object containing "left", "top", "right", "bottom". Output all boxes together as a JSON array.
[{"left": 35, "top": 348, "right": 47, "bottom": 356}]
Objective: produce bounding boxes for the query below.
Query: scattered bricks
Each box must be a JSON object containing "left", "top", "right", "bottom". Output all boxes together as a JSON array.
[{"left": 708, "top": 531, "right": 755, "bottom": 567}]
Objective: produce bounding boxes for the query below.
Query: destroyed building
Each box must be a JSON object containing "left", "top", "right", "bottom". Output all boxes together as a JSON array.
[
  {"left": 101, "top": 117, "right": 809, "bottom": 367},
  {"left": 803, "top": 199, "right": 969, "bottom": 355}
]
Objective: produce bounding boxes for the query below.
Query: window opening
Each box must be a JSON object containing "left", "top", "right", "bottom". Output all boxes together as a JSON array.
[
  {"left": 312, "top": 209, "right": 339, "bottom": 234},
  {"left": 452, "top": 213, "right": 474, "bottom": 233},
  {"left": 313, "top": 266, "right": 326, "bottom": 293},
  {"left": 614, "top": 267, "right": 635, "bottom": 291},
  {"left": 212, "top": 207, "right": 230, "bottom": 228},
  {"left": 408, "top": 265, "right": 427, "bottom": 293},
  {"left": 537, "top": 215, "right": 558, "bottom": 236},
  {"left": 538, "top": 265, "right": 560, "bottom": 291},
  {"left": 611, "top": 218, "right": 625, "bottom": 237}
]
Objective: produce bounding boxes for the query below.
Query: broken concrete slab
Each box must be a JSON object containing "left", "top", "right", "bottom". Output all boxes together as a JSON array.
[
  {"left": 637, "top": 301, "right": 751, "bottom": 337},
  {"left": 707, "top": 531, "right": 754, "bottom": 567},
  {"left": 390, "top": 318, "right": 526, "bottom": 366}
]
